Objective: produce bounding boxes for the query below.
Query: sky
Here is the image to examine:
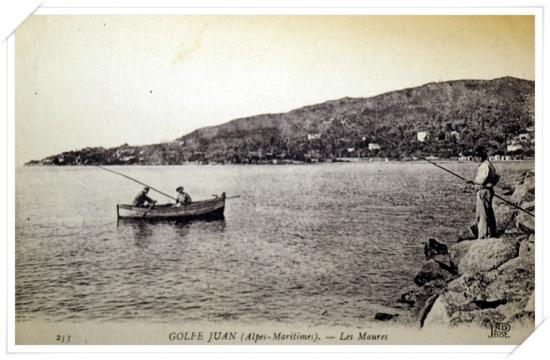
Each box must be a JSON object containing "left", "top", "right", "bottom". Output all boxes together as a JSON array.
[{"left": 15, "top": 15, "right": 535, "bottom": 164}]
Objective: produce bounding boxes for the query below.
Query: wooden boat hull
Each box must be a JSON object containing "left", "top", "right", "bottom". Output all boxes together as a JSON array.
[{"left": 117, "top": 194, "right": 225, "bottom": 221}]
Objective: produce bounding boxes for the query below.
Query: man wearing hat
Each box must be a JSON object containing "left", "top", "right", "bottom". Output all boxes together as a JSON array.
[
  {"left": 132, "top": 186, "right": 157, "bottom": 207},
  {"left": 175, "top": 186, "right": 192, "bottom": 207},
  {"left": 467, "top": 146, "right": 499, "bottom": 239}
]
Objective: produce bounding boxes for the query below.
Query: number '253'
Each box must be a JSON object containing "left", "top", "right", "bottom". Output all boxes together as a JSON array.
[{"left": 56, "top": 335, "right": 71, "bottom": 343}]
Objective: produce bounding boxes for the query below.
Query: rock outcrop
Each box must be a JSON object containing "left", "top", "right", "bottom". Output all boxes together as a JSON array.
[
  {"left": 414, "top": 259, "right": 453, "bottom": 286},
  {"left": 412, "top": 169, "right": 535, "bottom": 329},
  {"left": 453, "top": 237, "right": 519, "bottom": 274},
  {"left": 511, "top": 171, "right": 535, "bottom": 204}
]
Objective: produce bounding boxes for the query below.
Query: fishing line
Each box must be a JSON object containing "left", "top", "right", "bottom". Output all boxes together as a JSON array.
[
  {"left": 95, "top": 165, "right": 177, "bottom": 201},
  {"left": 368, "top": 133, "right": 535, "bottom": 218}
]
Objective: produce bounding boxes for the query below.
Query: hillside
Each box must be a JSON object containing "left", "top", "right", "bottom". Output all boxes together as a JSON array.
[{"left": 27, "top": 77, "right": 535, "bottom": 165}]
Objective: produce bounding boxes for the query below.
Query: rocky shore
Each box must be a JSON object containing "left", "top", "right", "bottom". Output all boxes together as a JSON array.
[{"left": 381, "top": 170, "right": 535, "bottom": 328}]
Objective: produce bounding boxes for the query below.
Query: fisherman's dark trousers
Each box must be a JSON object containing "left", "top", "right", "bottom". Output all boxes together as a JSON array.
[{"left": 476, "top": 188, "right": 497, "bottom": 239}]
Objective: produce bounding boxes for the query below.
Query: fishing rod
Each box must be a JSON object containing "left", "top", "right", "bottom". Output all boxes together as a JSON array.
[
  {"left": 95, "top": 165, "right": 178, "bottom": 201},
  {"left": 96, "top": 165, "right": 241, "bottom": 202},
  {"left": 369, "top": 133, "right": 535, "bottom": 218}
]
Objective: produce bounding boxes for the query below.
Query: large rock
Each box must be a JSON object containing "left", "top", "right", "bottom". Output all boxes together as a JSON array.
[
  {"left": 424, "top": 238, "right": 449, "bottom": 258},
  {"left": 523, "top": 169, "right": 535, "bottom": 180},
  {"left": 498, "top": 183, "right": 515, "bottom": 196},
  {"left": 456, "top": 238, "right": 519, "bottom": 275},
  {"left": 521, "top": 201, "right": 535, "bottom": 212},
  {"left": 421, "top": 294, "right": 449, "bottom": 326},
  {"left": 483, "top": 255, "right": 534, "bottom": 301},
  {"left": 374, "top": 312, "right": 398, "bottom": 321},
  {"left": 399, "top": 290, "right": 419, "bottom": 306},
  {"left": 493, "top": 204, "right": 516, "bottom": 232},
  {"left": 449, "top": 240, "right": 475, "bottom": 272},
  {"left": 414, "top": 259, "right": 452, "bottom": 286},
  {"left": 422, "top": 255, "right": 534, "bottom": 327},
  {"left": 519, "top": 234, "right": 535, "bottom": 258},
  {"left": 511, "top": 175, "right": 535, "bottom": 204},
  {"left": 516, "top": 212, "right": 535, "bottom": 234},
  {"left": 457, "top": 225, "right": 477, "bottom": 241}
]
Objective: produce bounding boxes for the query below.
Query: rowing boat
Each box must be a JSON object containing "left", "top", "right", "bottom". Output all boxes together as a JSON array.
[{"left": 117, "top": 193, "right": 226, "bottom": 221}]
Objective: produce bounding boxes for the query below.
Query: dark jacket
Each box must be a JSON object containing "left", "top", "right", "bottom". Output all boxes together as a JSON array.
[{"left": 133, "top": 191, "right": 155, "bottom": 207}]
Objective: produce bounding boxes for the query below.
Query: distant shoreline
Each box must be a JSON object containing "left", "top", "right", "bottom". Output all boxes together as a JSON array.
[{"left": 22, "top": 158, "right": 535, "bottom": 168}]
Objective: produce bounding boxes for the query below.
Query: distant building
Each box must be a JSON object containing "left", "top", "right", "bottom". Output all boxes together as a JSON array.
[
  {"left": 507, "top": 144, "right": 524, "bottom": 153},
  {"left": 368, "top": 143, "right": 381, "bottom": 151},
  {"left": 417, "top": 131, "right": 429, "bottom": 142},
  {"left": 120, "top": 155, "right": 137, "bottom": 163},
  {"left": 307, "top": 133, "right": 321, "bottom": 141},
  {"left": 446, "top": 131, "right": 460, "bottom": 141},
  {"left": 116, "top": 147, "right": 136, "bottom": 158}
]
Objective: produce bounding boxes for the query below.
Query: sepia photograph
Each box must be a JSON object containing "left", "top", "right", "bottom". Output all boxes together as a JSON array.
[{"left": 14, "top": 13, "right": 536, "bottom": 345}]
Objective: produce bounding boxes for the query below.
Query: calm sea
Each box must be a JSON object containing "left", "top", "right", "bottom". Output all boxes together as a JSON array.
[{"left": 15, "top": 162, "right": 533, "bottom": 326}]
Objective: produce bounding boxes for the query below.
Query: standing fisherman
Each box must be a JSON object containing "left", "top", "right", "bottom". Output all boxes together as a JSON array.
[
  {"left": 132, "top": 186, "right": 157, "bottom": 207},
  {"left": 467, "top": 146, "right": 499, "bottom": 239}
]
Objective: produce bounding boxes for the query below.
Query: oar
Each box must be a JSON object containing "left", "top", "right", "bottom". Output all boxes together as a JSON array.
[
  {"left": 213, "top": 194, "right": 241, "bottom": 200},
  {"left": 95, "top": 165, "right": 177, "bottom": 201},
  {"left": 369, "top": 133, "right": 535, "bottom": 218},
  {"left": 142, "top": 202, "right": 156, "bottom": 218}
]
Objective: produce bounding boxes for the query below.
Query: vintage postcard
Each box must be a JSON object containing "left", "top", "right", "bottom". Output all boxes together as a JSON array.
[{"left": 12, "top": 11, "right": 538, "bottom": 346}]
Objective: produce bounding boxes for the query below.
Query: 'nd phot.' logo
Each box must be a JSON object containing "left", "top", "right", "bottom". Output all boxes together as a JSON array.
[{"left": 487, "top": 321, "right": 511, "bottom": 339}]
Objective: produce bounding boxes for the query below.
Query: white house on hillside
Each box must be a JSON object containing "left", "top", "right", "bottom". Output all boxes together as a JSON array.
[
  {"left": 507, "top": 144, "right": 524, "bottom": 153},
  {"left": 417, "top": 131, "right": 429, "bottom": 142},
  {"left": 368, "top": 143, "right": 381, "bottom": 151},
  {"left": 307, "top": 133, "right": 321, "bottom": 141}
]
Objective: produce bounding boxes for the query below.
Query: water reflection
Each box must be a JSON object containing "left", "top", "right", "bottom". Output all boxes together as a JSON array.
[
  {"left": 173, "top": 221, "right": 191, "bottom": 238},
  {"left": 200, "top": 219, "right": 226, "bottom": 233},
  {"left": 128, "top": 222, "right": 154, "bottom": 248},
  {"left": 120, "top": 219, "right": 227, "bottom": 248},
  {"left": 175, "top": 218, "right": 226, "bottom": 231}
]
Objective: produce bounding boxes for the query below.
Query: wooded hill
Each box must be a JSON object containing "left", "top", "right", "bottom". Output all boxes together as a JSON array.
[{"left": 28, "top": 77, "right": 534, "bottom": 165}]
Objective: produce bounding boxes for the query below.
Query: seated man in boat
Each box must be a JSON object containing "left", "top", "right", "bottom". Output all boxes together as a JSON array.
[
  {"left": 132, "top": 186, "right": 157, "bottom": 207},
  {"left": 175, "top": 186, "right": 192, "bottom": 207}
]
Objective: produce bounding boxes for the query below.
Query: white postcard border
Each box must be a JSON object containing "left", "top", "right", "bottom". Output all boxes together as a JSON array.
[{"left": 2, "top": 0, "right": 547, "bottom": 358}]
